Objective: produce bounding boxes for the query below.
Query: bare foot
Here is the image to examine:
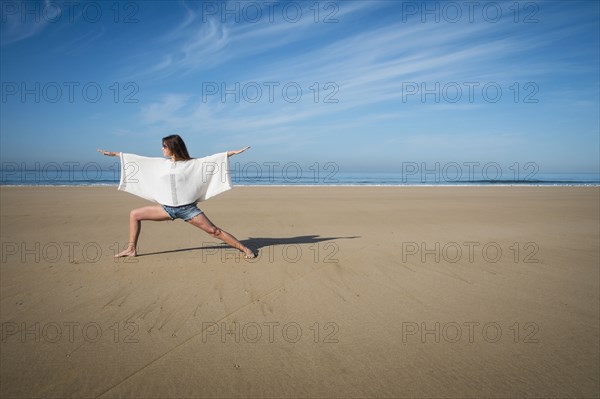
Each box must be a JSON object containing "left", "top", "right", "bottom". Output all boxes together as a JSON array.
[
  {"left": 243, "top": 248, "right": 256, "bottom": 259},
  {"left": 114, "top": 248, "right": 137, "bottom": 258}
]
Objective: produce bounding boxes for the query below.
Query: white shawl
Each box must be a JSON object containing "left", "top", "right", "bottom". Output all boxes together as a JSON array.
[{"left": 117, "top": 152, "right": 232, "bottom": 206}]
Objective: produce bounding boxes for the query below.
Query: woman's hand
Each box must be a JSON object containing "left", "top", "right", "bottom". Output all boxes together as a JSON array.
[
  {"left": 97, "top": 149, "right": 120, "bottom": 157},
  {"left": 227, "top": 146, "right": 251, "bottom": 157}
]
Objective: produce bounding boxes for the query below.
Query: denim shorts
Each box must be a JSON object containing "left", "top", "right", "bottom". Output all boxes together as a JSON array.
[{"left": 161, "top": 202, "right": 203, "bottom": 221}]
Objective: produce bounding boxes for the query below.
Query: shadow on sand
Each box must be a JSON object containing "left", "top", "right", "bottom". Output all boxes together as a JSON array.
[{"left": 136, "top": 234, "right": 360, "bottom": 258}]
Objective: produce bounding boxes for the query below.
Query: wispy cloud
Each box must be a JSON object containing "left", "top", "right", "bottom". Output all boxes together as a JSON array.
[
  {"left": 52, "top": 27, "right": 105, "bottom": 55},
  {"left": 137, "top": 3, "right": 563, "bottom": 137},
  {"left": 0, "top": 0, "right": 51, "bottom": 46},
  {"left": 120, "top": 0, "right": 376, "bottom": 80}
]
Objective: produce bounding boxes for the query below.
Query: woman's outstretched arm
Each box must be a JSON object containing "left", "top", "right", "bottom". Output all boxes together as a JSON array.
[
  {"left": 227, "top": 146, "right": 251, "bottom": 157},
  {"left": 97, "top": 149, "right": 121, "bottom": 157}
]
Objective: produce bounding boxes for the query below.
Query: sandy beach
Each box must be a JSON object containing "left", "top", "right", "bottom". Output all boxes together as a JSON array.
[{"left": 1, "top": 185, "right": 598, "bottom": 398}]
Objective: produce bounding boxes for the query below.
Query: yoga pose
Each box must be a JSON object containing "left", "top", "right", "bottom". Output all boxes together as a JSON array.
[{"left": 97, "top": 134, "right": 256, "bottom": 259}]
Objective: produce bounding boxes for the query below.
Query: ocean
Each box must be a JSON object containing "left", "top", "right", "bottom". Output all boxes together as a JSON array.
[{"left": 0, "top": 164, "right": 598, "bottom": 187}]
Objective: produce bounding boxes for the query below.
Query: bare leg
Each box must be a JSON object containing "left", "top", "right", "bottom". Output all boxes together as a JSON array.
[
  {"left": 186, "top": 213, "right": 255, "bottom": 259},
  {"left": 115, "top": 205, "right": 172, "bottom": 257}
]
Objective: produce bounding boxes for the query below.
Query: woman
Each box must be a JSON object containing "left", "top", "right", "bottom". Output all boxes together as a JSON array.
[{"left": 97, "top": 134, "right": 256, "bottom": 259}]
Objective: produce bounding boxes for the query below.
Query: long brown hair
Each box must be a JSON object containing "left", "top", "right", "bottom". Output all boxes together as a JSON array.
[{"left": 162, "top": 134, "right": 192, "bottom": 161}]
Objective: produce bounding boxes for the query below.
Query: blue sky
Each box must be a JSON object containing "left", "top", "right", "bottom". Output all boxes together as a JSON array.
[{"left": 1, "top": 0, "right": 599, "bottom": 173}]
